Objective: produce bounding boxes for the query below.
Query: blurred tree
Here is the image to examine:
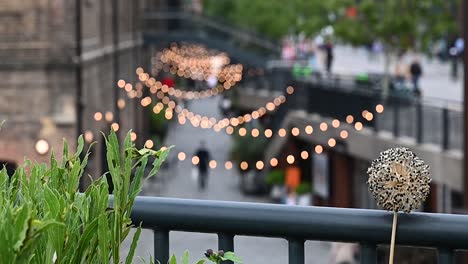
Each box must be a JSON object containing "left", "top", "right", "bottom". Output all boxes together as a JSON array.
[
  {"left": 328, "top": 0, "right": 459, "bottom": 93},
  {"left": 202, "top": 0, "right": 332, "bottom": 40}
]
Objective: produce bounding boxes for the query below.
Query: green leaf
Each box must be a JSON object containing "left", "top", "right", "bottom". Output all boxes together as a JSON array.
[
  {"left": 195, "top": 260, "right": 206, "bottom": 264},
  {"left": 169, "top": 254, "right": 178, "bottom": 264},
  {"left": 223, "top": 252, "right": 243, "bottom": 263},
  {"left": 125, "top": 225, "right": 142, "bottom": 264},
  {"left": 181, "top": 250, "right": 189, "bottom": 264}
]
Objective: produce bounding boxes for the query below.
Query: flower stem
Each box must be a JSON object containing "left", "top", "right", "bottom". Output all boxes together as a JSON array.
[{"left": 389, "top": 211, "right": 398, "bottom": 264}]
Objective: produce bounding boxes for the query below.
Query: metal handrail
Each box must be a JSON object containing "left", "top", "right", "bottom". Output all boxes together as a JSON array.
[{"left": 130, "top": 196, "right": 465, "bottom": 264}]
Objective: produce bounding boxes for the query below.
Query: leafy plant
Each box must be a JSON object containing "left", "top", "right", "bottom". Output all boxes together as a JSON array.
[
  {"left": 166, "top": 249, "right": 242, "bottom": 264},
  {"left": 0, "top": 130, "right": 170, "bottom": 263},
  {"left": 295, "top": 182, "right": 312, "bottom": 195},
  {"left": 265, "top": 169, "right": 285, "bottom": 185}
]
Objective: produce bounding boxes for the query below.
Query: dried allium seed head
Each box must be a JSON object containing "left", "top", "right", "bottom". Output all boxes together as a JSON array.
[{"left": 367, "top": 147, "right": 431, "bottom": 213}]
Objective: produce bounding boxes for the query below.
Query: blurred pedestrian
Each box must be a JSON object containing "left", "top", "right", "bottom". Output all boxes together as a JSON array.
[
  {"left": 329, "top": 242, "right": 359, "bottom": 264},
  {"left": 194, "top": 141, "right": 211, "bottom": 190},
  {"left": 409, "top": 59, "right": 423, "bottom": 96},
  {"left": 324, "top": 40, "right": 334, "bottom": 74}
]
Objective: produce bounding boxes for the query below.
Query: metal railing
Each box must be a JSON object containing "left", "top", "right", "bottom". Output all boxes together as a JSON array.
[
  {"left": 130, "top": 196, "right": 468, "bottom": 264},
  {"left": 242, "top": 66, "right": 463, "bottom": 151}
]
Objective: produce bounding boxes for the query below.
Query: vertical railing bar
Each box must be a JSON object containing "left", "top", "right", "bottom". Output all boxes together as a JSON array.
[
  {"left": 416, "top": 101, "right": 423, "bottom": 143},
  {"left": 393, "top": 100, "right": 400, "bottom": 138},
  {"left": 154, "top": 229, "right": 169, "bottom": 264},
  {"left": 218, "top": 233, "right": 235, "bottom": 264},
  {"left": 360, "top": 243, "right": 377, "bottom": 264},
  {"left": 442, "top": 108, "right": 450, "bottom": 150},
  {"left": 288, "top": 238, "right": 305, "bottom": 264},
  {"left": 438, "top": 248, "right": 454, "bottom": 264}
]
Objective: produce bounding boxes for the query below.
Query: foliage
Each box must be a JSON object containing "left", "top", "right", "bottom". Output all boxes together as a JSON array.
[
  {"left": 295, "top": 182, "right": 312, "bottom": 195},
  {"left": 0, "top": 130, "right": 171, "bottom": 263},
  {"left": 149, "top": 103, "right": 169, "bottom": 140},
  {"left": 203, "top": 0, "right": 459, "bottom": 52},
  {"left": 166, "top": 249, "right": 242, "bottom": 264},
  {"left": 265, "top": 170, "right": 285, "bottom": 185},
  {"left": 229, "top": 124, "right": 268, "bottom": 171},
  {"left": 330, "top": 0, "right": 459, "bottom": 53},
  {"left": 203, "top": 0, "right": 332, "bottom": 40}
]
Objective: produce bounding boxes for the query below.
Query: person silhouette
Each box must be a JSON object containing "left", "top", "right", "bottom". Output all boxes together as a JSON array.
[{"left": 194, "top": 141, "right": 211, "bottom": 190}]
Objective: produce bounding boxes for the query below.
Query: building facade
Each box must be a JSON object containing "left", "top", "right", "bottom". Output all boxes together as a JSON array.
[{"left": 0, "top": 0, "right": 153, "bottom": 182}]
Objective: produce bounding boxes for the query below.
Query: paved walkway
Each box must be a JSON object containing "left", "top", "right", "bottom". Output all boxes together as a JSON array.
[
  {"left": 122, "top": 96, "right": 331, "bottom": 263},
  {"left": 331, "top": 46, "right": 463, "bottom": 103}
]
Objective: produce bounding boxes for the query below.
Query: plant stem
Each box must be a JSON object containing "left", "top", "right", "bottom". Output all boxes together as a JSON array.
[{"left": 389, "top": 211, "right": 398, "bottom": 264}]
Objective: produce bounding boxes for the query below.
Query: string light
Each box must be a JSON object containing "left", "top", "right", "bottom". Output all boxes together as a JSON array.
[
  {"left": 130, "top": 132, "right": 137, "bottom": 142},
  {"left": 270, "top": 158, "right": 278, "bottom": 167},
  {"left": 301, "top": 151, "right": 309, "bottom": 159},
  {"left": 225, "top": 161, "right": 233, "bottom": 170},
  {"left": 145, "top": 140, "right": 154, "bottom": 149},
  {"left": 315, "top": 145, "right": 323, "bottom": 154},
  {"left": 240, "top": 161, "right": 248, "bottom": 170},
  {"left": 178, "top": 152, "right": 186, "bottom": 161},
  {"left": 84, "top": 130, "right": 94, "bottom": 143},
  {"left": 209, "top": 160, "right": 217, "bottom": 169},
  {"left": 94, "top": 112, "right": 103, "bottom": 121},
  {"left": 340, "top": 130, "right": 349, "bottom": 139},
  {"left": 287, "top": 155, "right": 295, "bottom": 164},
  {"left": 192, "top": 156, "right": 200, "bottom": 165},
  {"left": 256, "top": 161, "right": 264, "bottom": 170},
  {"left": 328, "top": 138, "right": 336, "bottom": 147},
  {"left": 319, "top": 122, "right": 328, "bottom": 131},
  {"left": 305, "top": 125, "right": 313, "bottom": 134},
  {"left": 291, "top": 127, "right": 300, "bottom": 136},
  {"left": 111, "top": 123, "right": 119, "bottom": 132}
]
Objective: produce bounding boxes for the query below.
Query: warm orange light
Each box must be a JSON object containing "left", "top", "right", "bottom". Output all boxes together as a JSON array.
[
  {"left": 256, "top": 161, "right": 264, "bottom": 170},
  {"left": 315, "top": 145, "right": 323, "bottom": 154},
  {"left": 35, "top": 139, "right": 50, "bottom": 155},
  {"left": 355, "top": 122, "right": 363, "bottom": 131},
  {"left": 124, "top": 83, "right": 133, "bottom": 92},
  {"left": 240, "top": 161, "right": 248, "bottom": 170},
  {"left": 291, "top": 127, "right": 300, "bottom": 136},
  {"left": 84, "top": 130, "right": 94, "bottom": 143},
  {"left": 319, "top": 123, "right": 328, "bottom": 131},
  {"left": 145, "top": 140, "right": 154, "bottom": 149},
  {"left": 328, "top": 138, "right": 336, "bottom": 147},
  {"left": 209, "top": 160, "right": 217, "bottom": 169},
  {"left": 305, "top": 125, "right": 313, "bottom": 134},
  {"left": 251, "top": 128, "right": 259, "bottom": 137},
  {"left": 94, "top": 112, "right": 103, "bottom": 121},
  {"left": 266, "top": 102, "right": 275, "bottom": 111},
  {"left": 286, "top": 86, "right": 294, "bottom": 94},
  {"left": 178, "top": 152, "right": 186, "bottom": 161},
  {"left": 111, "top": 123, "right": 119, "bottom": 131},
  {"left": 278, "top": 128, "right": 287, "bottom": 137},
  {"left": 264, "top": 129, "right": 273, "bottom": 138},
  {"left": 117, "top": 79, "right": 126, "bottom": 88},
  {"left": 346, "top": 115, "right": 354, "bottom": 124},
  {"left": 332, "top": 119, "right": 340, "bottom": 128},
  {"left": 105, "top": 111, "right": 114, "bottom": 122},
  {"left": 192, "top": 156, "right": 200, "bottom": 165},
  {"left": 376, "top": 104, "right": 384, "bottom": 113},
  {"left": 365, "top": 112, "right": 374, "bottom": 121},
  {"left": 238, "top": 127, "right": 247, "bottom": 136},
  {"left": 286, "top": 155, "right": 295, "bottom": 164},
  {"left": 226, "top": 126, "right": 234, "bottom": 135},
  {"left": 225, "top": 161, "right": 233, "bottom": 170},
  {"left": 269, "top": 158, "right": 278, "bottom": 167},
  {"left": 300, "top": 151, "right": 309, "bottom": 160},
  {"left": 340, "top": 130, "right": 349, "bottom": 139},
  {"left": 117, "top": 99, "right": 126, "bottom": 109},
  {"left": 130, "top": 132, "right": 137, "bottom": 142},
  {"left": 136, "top": 67, "right": 144, "bottom": 75}
]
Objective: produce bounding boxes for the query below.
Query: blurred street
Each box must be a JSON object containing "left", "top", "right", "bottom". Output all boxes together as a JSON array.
[
  {"left": 122, "top": 96, "right": 331, "bottom": 264},
  {"left": 333, "top": 46, "right": 463, "bottom": 103}
]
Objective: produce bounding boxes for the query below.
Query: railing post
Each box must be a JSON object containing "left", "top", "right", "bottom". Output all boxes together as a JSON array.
[
  {"left": 218, "top": 233, "right": 235, "bottom": 264},
  {"left": 438, "top": 248, "right": 454, "bottom": 264},
  {"left": 288, "top": 238, "right": 305, "bottom": 264},
  {"left": 154, "top": 229, "right": 169, "bottom": 264},
  {"left": 360, "top": 243, "right": 377, "bottom": 264},
  {"left": 416, "top": 101, "right": 423, "bottom": 143},
  {"left": 393, "top": 101, "right": 400, "bottom": 138},
  {"left": 442, "top": 108, "right": 449, "bottom": 150}
]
